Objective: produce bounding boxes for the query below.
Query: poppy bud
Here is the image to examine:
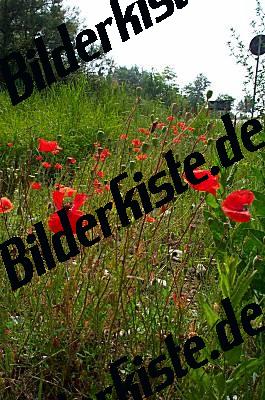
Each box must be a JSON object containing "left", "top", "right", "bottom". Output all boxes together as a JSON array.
[
  {"left": 97, "top": 130, "right": 105, "bottom": 140},
  {"left": 206, "top": 121, "right": 214, "bottom": 132},
  {"left": 141, "top": 143, "right": 149, "bottom": 153},
  {"left": 171, "top": 103, "right": 178, "bottom": 115},
  {"left": 129, "top": 160, "right": 136, "bottom": 170},
  {"left": 136, "top": 87, "right": 142, "bottom": 97},
  {"left": 206, "top": 90, "right": 213, "bottom": 100},
  {"left": 152, "top": 138, "right": 158, "bottom": 147}
]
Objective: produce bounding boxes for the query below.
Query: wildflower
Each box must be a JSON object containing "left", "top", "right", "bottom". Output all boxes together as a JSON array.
[
  {"left": 184, "top": 169, "right": 220, "bottom": 196},
  {"left": 100, "top": 148, "right": 111, "bottom": 162},
  {"left": 7, "top": 143, "right": 14, "bottom": 147},
  {"left": 93, "top": 179, "right": 101, "bottom": 188},
  {"left": 136, "top": 153, "right": 148, "bottom": 161},
  {"left": 42, "top": 161, "right": 52, "bottom": 169},
  {"left": 197, "top": 135, "right": 207, "bottom": 144},
  {"left": 55, "top": 185, "right": 77, "bottom": 198},
  {"left": 131, "top": 139, "right": 142, "bottom": 147},
  {"left": 133, "top": 147, "right": 141, "bottom": 153},
  {"left": 0, "top": 197, "right": 14, "bottom": 213},
  {"left": 35, "top": 155, "right": 43, "bottom": 161},
  {"left": 38, "top": 138, "right": 61, "bottom": 154},
  {"left": 138, "top": 128, "right": 150, "bottom": 135},
  {"left": 120, "top": 134, "right": 128, "bottom": 140},
  {"left": 221, "top": 190, "right": 255, "bottom": 223},
  {"left": 48, "top": 191, "right": 87, "bottom": 234},
  {"left": 54, "top": 163, "right": 63, "bottom": 170},
  {"left": 173, "top": 137, "right": 181, "bottom": 144},
  {"left": 145, "top": 215, "right": 156, "bottom": 223},
  {"left": 157, "top": 123, "right": 166, "bottom": 130},
  {"left": 167, "top": 115, "right": 174, "bottom": 122},
  {"left": 96, "top": 170, "right": 104, "bottom": 178},
  {"left": 31, "top": 182, "right": 42, "bottom": 190},
  {"left": 105, "top": 183, "right": 110, "bottom": 191},
  {"left": 67, "top": 157, "right": 76, "bottom": 164}
]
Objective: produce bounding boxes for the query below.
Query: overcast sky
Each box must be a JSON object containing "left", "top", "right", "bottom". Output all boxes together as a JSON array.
[{"left": 67, "top": 0, "right": 260, "bottom": 102}]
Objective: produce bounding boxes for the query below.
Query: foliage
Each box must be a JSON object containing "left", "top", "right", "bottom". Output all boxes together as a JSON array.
[
  {"left": 0, "top": 0, "right": 80, "bottom": 57},
  {"left": 183, "top": 73, "right": 211, "bottom": 112},
  {"left": 228, "top": 0, "right": 265, "bottom": 115},
  {"left": 0, "top": 78, "right": 264, "bottom": 399},
  {"left": 111, "top": 65, "right": 182, "bottom": 107}
]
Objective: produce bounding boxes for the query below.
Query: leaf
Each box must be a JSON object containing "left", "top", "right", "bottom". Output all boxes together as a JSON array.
[
  {"left": 254, "top": 200, "right": 265, "bottom": 217},
  {"left": 224, "top": 344, "right": 243, "bottom": 366},
  {"left": 206, "top": 193, "right": 219, "bottom": 209},
  {"left": 201, "top": 302, "right": 219, "bottom": 327},
  {"left": 231, "top": 263, "right": 257, "bottom": 309}
]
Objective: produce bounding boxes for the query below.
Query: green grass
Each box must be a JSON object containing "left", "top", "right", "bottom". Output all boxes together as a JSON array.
[{"left": 0, "top": 76, "right": 264, "bottom": 400}]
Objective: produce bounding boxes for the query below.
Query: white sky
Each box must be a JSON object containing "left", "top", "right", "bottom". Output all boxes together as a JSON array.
[{"left": 67, "top": 0, "right": 260, "bottom": 102}]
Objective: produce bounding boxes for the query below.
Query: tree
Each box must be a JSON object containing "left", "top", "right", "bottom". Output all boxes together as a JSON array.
[
  {"left": 0, "top": 0, "right": 114, "bottom": 85},
  {"left": 237, "top": 94, "right": 253, "bottom": 115},
  {"left": 111, "top": 65, "right": 180, "bottom": 106},
  {"left": 0, "top": 0, "right": 80, "bottom": 57},
  {"left": 183, "top": 73, "right": 211, "bottom": 112},
  {"left": 228, "top": 0, "right": 265, "bottom": 115}
]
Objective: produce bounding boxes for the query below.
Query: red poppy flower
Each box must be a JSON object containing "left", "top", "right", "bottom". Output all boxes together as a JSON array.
[
  {"left": 131, "top": 139, "right": 142, "bottom": 147},
  {"left": 157, "top": 123, "right": 166, "bottom": 129},
  {"left": 67, "top": 157, "right": 76, "bottom": 164},
  {"left": 42, "top": 161, "right": 52, "bottom": 169},
  {"left": 96, "top": 170, "right": 104, "bottom": 178},
  {"left": 120, "top": 134, "right": 128, "bottom": 140},
  {"left": 136, "top": 154, "right": 148, "bottom": 161},
  {"left": 184, "top": 169, "right": 220, "bottom": 196},
  {"left": 100, "top": 148, "right": 111, "bottom": 162},
  {"left": 178, "top": 122, "right": 186, "bottom": 130},
  {"left": 35, "top": 155, "right": 43, "bottom": 161},
  {"left": 7, "top": 143, "right": 14, "bottom": 147},
  {"left": 133, "top": 147, "right": 141, "bottom": 153},
  {"left": 105, "top": 183, "right": 110, "bottom": 191},
  {"left": 138, "top": 128, "right": 150, "bottom": 135},
  {"left": 198, "top": 135, "right": 207, "bottom": 144},
  {"left": 173, "top": 137, "right": 181, "bottom": 144},
  {"left": 0, "top": 197, "right": 14, "bottom": 213},
  {"left": 167, "top": 115, "right": 174, "bottom": 122},
  {"left": 38, "top": 138, "right": 61, "bottom": 154},
  {"left": 93, "top": 179, "right": 102, "bottom": 188},
  {"left": 55, "top": 184, "right": 77, "bottom": 197},
  {"left": 54, "top": 163, "right": 63, "bottom": 170},
  {"left": 48, "top": 191, "right": 87, "bottom": 234},
  {"left": 145, "top": 215, "right": 156, "bottom": 223},
  {"left": 221, "top": 190, "right": 255, "bottom": 223},
  {"left": 31, "top": 182, "right": 42, "bottom": 190}
]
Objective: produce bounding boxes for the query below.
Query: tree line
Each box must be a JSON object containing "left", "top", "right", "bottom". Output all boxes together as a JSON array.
[{"left": 0, "top": 0, "right": 263, "bottom": 116}]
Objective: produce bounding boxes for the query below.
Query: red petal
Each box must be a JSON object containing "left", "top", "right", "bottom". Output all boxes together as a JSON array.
[
  {"left": 222, "top": 207, "right": 251, "bottom": 223},
  {"left": 222, "top": 190, "right": 255, "bottom": 211},
  {"left": 52, "top": 191, "right": 64, "bottom": 210},
  {"left": 72, "top": 193, "right": 87, "bottom": 212}
]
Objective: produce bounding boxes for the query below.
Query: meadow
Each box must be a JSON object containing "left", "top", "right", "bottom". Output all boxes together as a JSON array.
[{"left": 0, "top": 74, "right": 264, "bottom": 400}]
